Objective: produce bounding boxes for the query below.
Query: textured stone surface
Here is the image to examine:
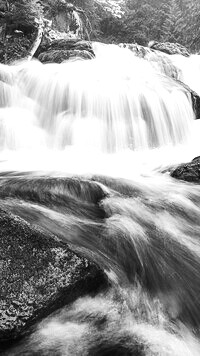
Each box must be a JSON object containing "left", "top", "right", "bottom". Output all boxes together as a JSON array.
[
  {"left": 171, "top": 157, "right": 200, "bottom": 182},
  {"left": 175, "top": 79, "right": 200, "bottom": 121},
  {"left": 35, "top": 37, "right": 95, "bottom": 63},
  {"left": 0, "top": 208, "right": 107, "bottom": 349},
  {"left": 148, "top": 41, "right": 190, "bottom": 57},
  {"left": 38, "top": 48, "right": 93, "bottom": 63}
]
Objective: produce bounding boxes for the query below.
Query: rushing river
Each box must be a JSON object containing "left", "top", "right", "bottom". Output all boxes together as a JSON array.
[{"left": 2, "top": 43, "right": 200, "bottom": 355}]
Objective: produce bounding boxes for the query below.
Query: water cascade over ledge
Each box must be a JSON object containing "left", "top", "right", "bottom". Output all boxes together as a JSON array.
[
  {"left": 2, "top": 43, "right": 200, "bottom": 355},
  {"left": 0, "top": 43, "right": 199, "bottom": 173}
]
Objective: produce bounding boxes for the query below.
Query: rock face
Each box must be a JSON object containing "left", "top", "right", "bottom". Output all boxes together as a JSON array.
[
  {"left": 174, "top": 79, "right": 200, "bottom": 121},
  {"left": 36, "top": 37, "right": 95, "bottom": 63},
  {"left": 171, "top": 157, "right": 200, "bottom": 182},
  {"left": 148, "top": 41, "right": 190, "bottom": 57},
  {"left": 38, "top": 48, "right": 93, "bottom": 63},
  {"left": 188, "top": 86, "right": 200, "bottom": 121},
  {"left": 0, "top": 208, "right": 107, "bottom": 350}
]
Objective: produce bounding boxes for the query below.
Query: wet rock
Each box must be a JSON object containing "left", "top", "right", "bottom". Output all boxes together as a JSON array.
[
  {"left": 0, "top": 209, "right": 107, "bottom": 349},
  {"left": 119, "top": 43, "right": 152, "bottom": 58},
  {"left": 148, "top": 41, "right": 190, "bottom": 57},
  {"left": 38, "top": 48, "right": 93, "bottom": 63},
  {"left": 119, "top": 43, "right": 180, "bottom": 80},
  {"left": 190, "top": 89, "right": 200, "bottom": 121},
  {"left": 35, "top": 36, "right": 95, "bottom": 63},
  {"left": 171, "top": 157, "right": 200, "bottom": 182},
  {"left": 175, "top": 79, "right": 200, "bottom": 121}
]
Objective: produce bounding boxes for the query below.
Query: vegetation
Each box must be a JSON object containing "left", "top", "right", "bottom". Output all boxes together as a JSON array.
[
  {"left": 1, "top": 0, "right": 200, "bottom": 56},
  {"left": 0, "top": 0, "right": 43, "bottom": 63},
  {"left": 99, "top": 0, "right": 200, "bottom": 52},
  {"left": 1, "top": 0, "right": 43, "bottom": 33}
]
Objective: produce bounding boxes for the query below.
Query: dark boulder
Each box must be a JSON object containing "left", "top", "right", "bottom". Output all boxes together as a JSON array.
[
  {"left": 0, "top": 208, "right": 107, "bottom": 349},
  {"left": 171, "top": 157, "right": 200, "bottom": 182},
  {"left": 175, "top": 79, "right": 200, "bottom": 121},
  {"left": 35, "top": 37, "right": 95, "bottom": 63},
  {"left": 38, "top": 48, "right": 93, "bottom": 63},
  {"left": 189, "top": 87, "right": 200, "bottom": 121},
  {"left": 148, "top": 41, "right": 190, "bottom": 57}
]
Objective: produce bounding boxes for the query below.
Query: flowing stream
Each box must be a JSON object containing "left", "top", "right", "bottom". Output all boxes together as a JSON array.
[{"left": 2, "top": 43, "right": 200, "bottom": 355}]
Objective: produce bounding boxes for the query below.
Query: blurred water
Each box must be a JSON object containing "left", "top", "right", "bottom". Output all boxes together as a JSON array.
[
  {"left": 0, "top": 44, "right": 198, "bottom": 176},
  {"left": 2, "top": 43, "right": 200, "bottom": 355},
  {"left": 2, "top": 172, "right": 200, "bottom": 355}
]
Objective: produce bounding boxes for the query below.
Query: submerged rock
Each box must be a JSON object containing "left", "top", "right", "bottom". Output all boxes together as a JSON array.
[
  {"left": 148, "top": 41, "right": 190, "bottom": 57},
  {"left": 171, "top": 157, "right": 200, "bottom": 182},
  {"left": 0, "top": 208, "right": 107, "bottom": 349},
  {"left": 119, "top": 43, "right": 152, "bottom": 58}
]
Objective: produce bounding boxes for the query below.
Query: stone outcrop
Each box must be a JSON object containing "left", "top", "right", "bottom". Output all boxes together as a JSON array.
[
  {"left": 0, "top": 208, "right": 107, "bottom": 350},
  {"left": 173, "top": 79, "right": 200, "bottom": 121},
  {"left": 38, "top": 48, "right": 93, "bottom": 63},
  {"left": 36, "top": 37, "right": 95, "bottom": 63},
  {"left": 171, "top": 157, "right": 200, "bottom": 182},
  {"left": 0, "top": 0, "right": 92, "bottom": 64},
  {"left": 148, "top": 41, "right": 190, "bottom": 57}
]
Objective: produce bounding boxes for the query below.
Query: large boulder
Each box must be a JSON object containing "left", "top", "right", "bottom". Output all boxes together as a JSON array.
[
  {"left": 35, "top": 35, "right": 95, "bottom": 63},
  {"left": 171, "top": 157, "right": 200, "bottom": 182},
  {"left": 0, "top": 208, "right": 107, "bottom": 350},
  {"left": 38, "top": 48, "right": 94, "bottom": 63},
  {"left": 148, "top": 41, "right": 190, "bottom": 57}
]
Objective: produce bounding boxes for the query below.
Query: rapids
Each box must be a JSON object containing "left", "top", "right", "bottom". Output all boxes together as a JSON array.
[{"left": 2, "top": 43, "right": 200, "bottom": 355}]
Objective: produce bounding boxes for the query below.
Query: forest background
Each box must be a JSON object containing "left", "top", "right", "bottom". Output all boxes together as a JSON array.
[
  {"left": 1, "top": 0, "right": 200, "bottom": 52},
  {"left": 61, "top": 0, "right": 200, "bottom": 52}
]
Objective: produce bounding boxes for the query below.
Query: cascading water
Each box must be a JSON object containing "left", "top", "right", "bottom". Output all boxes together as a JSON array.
[
  {"left": 0, "top": 43, "right": 199, "bottom": 174},
  {"left": 2, "top": 43, "right": 200, "bottom": 355}
]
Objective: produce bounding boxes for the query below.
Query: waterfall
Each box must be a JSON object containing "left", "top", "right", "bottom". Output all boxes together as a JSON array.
[
  {"left": 2, "top": 43, "right": 200, "bottom": 355},
  {"left": 169, "top": 54, "right": 200, "bottom": 96},
  {"left": 0, "top": 43, "right": 199, "bottom": 174}
]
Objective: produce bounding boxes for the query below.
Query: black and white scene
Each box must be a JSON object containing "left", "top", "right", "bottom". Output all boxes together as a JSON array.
[{"left": 1, "top": 0, "right": 200, "bottom": 355}]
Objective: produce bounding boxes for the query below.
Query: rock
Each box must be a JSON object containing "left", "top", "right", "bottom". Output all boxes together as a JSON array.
[
  {"left": 175, "top": 79, "right": 200, "bottom": 121},
  {"left": 38, "top": 48, "right": 93, "bottom": 63},
  {"left": 148, "top": 41, "right": 190, "bottom": 57},
  {"left": 0, "top": 208, "right": 107, "bottom": 350},
  {"left": 35, "top": 35, "right": 95, "bottom": 63},
  {"left": 119, "top": 42, "right": 180, "bottom": 80},
  {"left": 119, "top": 43, "right": 152, "bottom": 58},
  {"left": 171, "top": 157, "right": 200, "bottom": 182},
  {"left": 36, "top": 29, "right": 94, "bottom": 55},
  {"left": 188, "top": 86, "right": 200, "bottom": 121},
  {"left": 38, "top": 36, "right": 79, "bottom": 54}
]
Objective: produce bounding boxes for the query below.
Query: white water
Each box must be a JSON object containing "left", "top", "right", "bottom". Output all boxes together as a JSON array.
[
  {"left": 3, "top": 43, "right": 200, "bottom": 356},
  {"left": 0, "top": 43, "right": 200, "bottom": 177},
  {"left": 170, "top": 54, "right": 200, "bottom": 96}
]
